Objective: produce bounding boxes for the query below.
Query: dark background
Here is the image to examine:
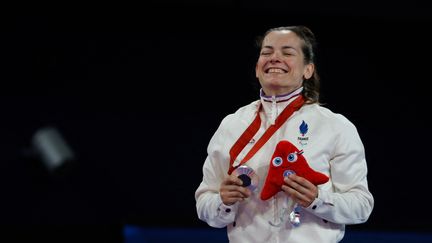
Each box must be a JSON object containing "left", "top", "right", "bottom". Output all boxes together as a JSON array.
[{"left": 1, "top": 1, "right": 431, "bottom": 241}]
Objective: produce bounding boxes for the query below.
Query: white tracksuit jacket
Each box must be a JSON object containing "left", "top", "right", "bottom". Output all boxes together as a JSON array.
[{"left": 195, "top": 89, "right": 374, "bottom": 243}]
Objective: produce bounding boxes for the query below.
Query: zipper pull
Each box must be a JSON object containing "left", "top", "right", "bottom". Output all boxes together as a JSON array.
[{"left": 271, "top": 95, "right": 276, "bottom": 125}]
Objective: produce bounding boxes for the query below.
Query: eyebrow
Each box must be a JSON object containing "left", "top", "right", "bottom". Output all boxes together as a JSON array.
[{"left": 262, "top": 45, "right": 297, "bottom": 51}]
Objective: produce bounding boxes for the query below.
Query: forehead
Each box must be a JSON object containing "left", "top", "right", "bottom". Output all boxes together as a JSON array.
[{"left": 262, "top": 30, "right": 302, "bottom": 47}]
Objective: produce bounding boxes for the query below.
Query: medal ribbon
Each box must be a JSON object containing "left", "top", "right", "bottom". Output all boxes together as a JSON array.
[{"left": 228, "top": 95, "right": 305, "bottom": 175}]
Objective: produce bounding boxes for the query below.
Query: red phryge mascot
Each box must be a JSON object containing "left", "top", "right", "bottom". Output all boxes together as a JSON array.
[{"left": 261, "top": 140, "right": 329, "bottom": 200}]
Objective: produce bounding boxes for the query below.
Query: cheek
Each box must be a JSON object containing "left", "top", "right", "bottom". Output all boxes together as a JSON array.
[
  {"left": 285, "top": 59, "right": 298, "bottom": 67},
  {"left": 256, "top": 59, "right": 266, "bottom": 69},
  {"left": 291, "top": 62, "right": 307, "bottom": 74},
  {"left": 255, "top": 60, "right": 265, "bottom": 76}
]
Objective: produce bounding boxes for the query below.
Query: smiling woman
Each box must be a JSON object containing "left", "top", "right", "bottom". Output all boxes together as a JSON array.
[
  {"left": 195, "top": 25, "right": 374, "bottom": 243},
  {"left": 255, "top": 27, "right": 315, "bottom": 98},
  {"left": 2, "top": 4, "right": 432, "bottom": 238}
]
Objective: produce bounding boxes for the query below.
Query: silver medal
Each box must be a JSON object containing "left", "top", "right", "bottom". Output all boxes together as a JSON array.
[{"left": 232, "top": 165, "right": 259, "bottom": 192}]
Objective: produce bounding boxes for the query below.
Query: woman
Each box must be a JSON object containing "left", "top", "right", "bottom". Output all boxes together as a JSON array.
[{"left": 195, "top": 25, "right": 374, "bottom": 243}]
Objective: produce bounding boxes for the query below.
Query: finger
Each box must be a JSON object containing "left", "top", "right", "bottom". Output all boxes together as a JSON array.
[
  {"left": 220, "top": 191, "right": 247, "bottom": 205},
  {"left": 282, "top": 185, "right": 314, "bottom": 207},
  {"left": 235, "top": 186, "right": 252, "bottom": 197},
  {"left": 281, "top": 185, "right": 309, "bottom": 202},
  {"left": 284, "top": 176, "right": 316, "bottom": 198},
  {"left": 221, "top": 185, "right": 251, "bottom": 198},
  {"left": 223, "top": 175, "right": 244, "bottom": 186},
  {"left": 221, "top": 190, "right": 245, "bottom": 199},
  {"left": 284, "top": 176, "right": 305, "bottom": 194},
  {"left": 222, "top": 197, "right": 244, "bottom": 205},
  {"left": 287, "top": 174, "right": 314, "bottom": 189}
]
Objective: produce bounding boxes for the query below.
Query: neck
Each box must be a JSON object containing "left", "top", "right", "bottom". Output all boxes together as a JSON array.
[{"left": 260, "top": 87, "right": 303, "bottom": 100}]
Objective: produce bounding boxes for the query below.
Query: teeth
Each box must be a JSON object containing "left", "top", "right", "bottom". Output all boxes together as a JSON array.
[{"left": 268, "top": 68, "right": 285, "bottom": 73}]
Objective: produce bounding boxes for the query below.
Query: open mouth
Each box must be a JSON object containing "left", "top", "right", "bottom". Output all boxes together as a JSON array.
[{"left": 265, "top": 68, "right": 288, "bottom": 74}]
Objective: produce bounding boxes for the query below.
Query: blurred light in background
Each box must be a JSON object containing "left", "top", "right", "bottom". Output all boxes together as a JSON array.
[{"left": 31, "top": 126, "right": 75, "bottom": 172}]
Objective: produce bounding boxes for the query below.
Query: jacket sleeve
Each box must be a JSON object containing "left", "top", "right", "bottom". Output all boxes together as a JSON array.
[
  {"left": 304, "top": 116, "right": 374, "bottom": 224},
  {"left": 195, "top": 115, "right": 238, "bottom": 228}
]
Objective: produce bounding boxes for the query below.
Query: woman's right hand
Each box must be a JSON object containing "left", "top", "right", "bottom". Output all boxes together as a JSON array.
[{"left": 219, "top": 175, "right": 251, "bottom": 205}]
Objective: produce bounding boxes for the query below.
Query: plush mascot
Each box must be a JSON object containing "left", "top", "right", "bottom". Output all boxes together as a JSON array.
[{"left": 260, "top": 140, "right": 329, "bottom": 200}]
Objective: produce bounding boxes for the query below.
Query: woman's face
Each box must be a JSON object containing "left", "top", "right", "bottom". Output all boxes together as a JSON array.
[{"left": 255, "top": 30, "right": 314, "bottom": 96}]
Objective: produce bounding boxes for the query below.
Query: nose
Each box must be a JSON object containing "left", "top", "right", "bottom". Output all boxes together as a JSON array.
[
  {"left": 269, "top": 52, "right": 282, "bottom": 63},
  {"left": 270, "top": 59, "right": 281, "bottom": 64}
]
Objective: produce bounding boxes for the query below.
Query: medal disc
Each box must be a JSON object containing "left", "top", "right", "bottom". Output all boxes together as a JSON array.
[
  {"left": 289, "top": 210, "right": 301, "bottom": 227},
  {"left": 289, "top": 205, "right": 302, "bottom": 227},
  {"left": 233, "top": 165, "right": 259, "bottom": 192}
]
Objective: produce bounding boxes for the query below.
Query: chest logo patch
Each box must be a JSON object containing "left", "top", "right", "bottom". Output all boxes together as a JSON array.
[{"left": 297, "top": 120, "right": 309, "bottom": 146}]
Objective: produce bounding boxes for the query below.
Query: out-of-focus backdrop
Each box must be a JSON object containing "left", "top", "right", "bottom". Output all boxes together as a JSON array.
[{"left": 1, "top": 1, "right": 431, "bottom": 242}]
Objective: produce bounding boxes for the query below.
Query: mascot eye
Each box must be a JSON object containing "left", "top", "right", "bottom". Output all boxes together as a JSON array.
[
  {"left": 283, "top": 170, "right": 296, "bottom": 178},
  {"left": 287, "top": 153, "right": 297, "bottom": 162},
  {"left": 272, "top": 157, "right": 283, "bottom": 167}
]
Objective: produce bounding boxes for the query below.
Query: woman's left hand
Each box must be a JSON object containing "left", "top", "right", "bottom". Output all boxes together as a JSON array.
[{"left": 281, "top": 174, "right": 318, "bottom": 208}]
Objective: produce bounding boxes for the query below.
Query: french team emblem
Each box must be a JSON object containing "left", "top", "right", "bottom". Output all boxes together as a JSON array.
[{"left": 297, "top": 120, "right": 309, "bottom": 146}]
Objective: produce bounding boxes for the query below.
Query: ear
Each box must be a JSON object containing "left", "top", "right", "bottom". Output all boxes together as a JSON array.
[
  {"left": 303, "top": 63, "right": 314, "bottom": 80},
  {"left": 255, "top": 62, "right": 259, "bottom": 78}
]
